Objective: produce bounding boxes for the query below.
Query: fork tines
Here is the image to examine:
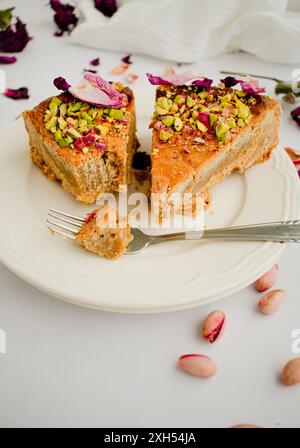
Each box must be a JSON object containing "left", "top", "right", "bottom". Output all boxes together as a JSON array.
[{"left": 47, "top": 209, "right": 85, "bottom": 241}]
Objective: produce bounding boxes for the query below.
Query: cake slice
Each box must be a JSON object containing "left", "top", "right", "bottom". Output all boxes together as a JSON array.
[
  {"left": 149, "top": 76, "right": 281, "bottom": 215},
  {"left": 23, "top": 75, "right": 137, "bottom": 203},
  {"left": 76, "top": 205, "right": 132, "bottom": 260}
]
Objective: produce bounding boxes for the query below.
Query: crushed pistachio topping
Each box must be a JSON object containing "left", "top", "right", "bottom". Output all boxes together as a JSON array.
[
  {"left": 44, "top": 95, "right": 128, "bottom": 153},
  {"left": 150, "top": 85, "right": 259, "bottom": 146}
]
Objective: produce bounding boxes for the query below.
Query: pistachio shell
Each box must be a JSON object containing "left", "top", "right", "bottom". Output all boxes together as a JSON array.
[
  {"left": 258, "top": 289, "right": 286, "bottom": 315},
  {"left": 255, "top": 264, "right": 279, "bottom": 292},
  {"left": 281, "top": 357, "right": 300, "bottom": 386},
  {"left": 202, "top": 310, "right": 226, "bottom": 343},
  {"left": 178, "top": 354, "right": 217, "bottom": 378}
]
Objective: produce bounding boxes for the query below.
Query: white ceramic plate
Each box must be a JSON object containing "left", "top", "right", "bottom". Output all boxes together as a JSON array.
[{"left": 0, "top": 89, "right": 299, "bottom": 313}]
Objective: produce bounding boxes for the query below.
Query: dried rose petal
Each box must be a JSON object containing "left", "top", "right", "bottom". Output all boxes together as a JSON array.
[
  {"left": 122, "top": 54, "right": 132, "bottom": 65},
  {"left": 53, "top": 76, "right": 71, "bottom": 91},
  {"left": 220, "top": 76, "right": 265, "bottom": 94},
  {"left": 4, "top": 87, "right": 29, "bottom": 100},
  {"left": 126, "top": 73, "right": 138, "bottom": 84},
  {"left": 50, "top": 0, "right": 78, "bottom": 35},
  {"left": 146, "top": 71, "right": 201, "bottom": 86},
  {"left": 192, "top": 78, "right": 213, "bottom": 91},
  {"left": 0, "top": 16, "right": 32, "bottom": 53},
  {"left": 94, "top": 0, "right": 117, "bottom": 17},
  {"left": 240, "top": 78, "right": 265, "bottom": 94},
  {"left": 90, "top": 57, "right": 100, "bottom": 67},
  {"left": 198, "top": 111, "right": 211, "bottom": 129},
  {"left": 0, "top": 55, "right": 17, "bottom": 64},
  {"left": 220, "top": 76, "right": 241, "bottom": 88},
  {"left": 69, "top": 72, "right": 126, "bottom": 108},
  {"left": 112, "top": 63, "right": 129, "bottom": 75},
  {"left": 291, "top": 107, "right": 300, "bottom": 128}
]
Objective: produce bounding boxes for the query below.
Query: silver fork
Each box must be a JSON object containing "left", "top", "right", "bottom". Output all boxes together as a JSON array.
[{"left": 47, "top": 210, "right": 300, "bottom": 255}]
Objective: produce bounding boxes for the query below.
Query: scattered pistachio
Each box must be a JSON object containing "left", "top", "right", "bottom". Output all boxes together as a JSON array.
[
  {"left": 258, "top": 289, "right": 286, "bottom": 315},
  {"left": 255, "top": 265, "right": 279, "bottom": 292},
  {"left": 178, "top": 354, "right": 217, "bottom": 378},
  {"left": 255, "top": 264, "right": 279, "bottom": 292},
  {"left": 281, "top": 357, "right": 300, "bottom": 386},
  {"left": 202, "top": 310, "right": 226, "bottom": 343}
]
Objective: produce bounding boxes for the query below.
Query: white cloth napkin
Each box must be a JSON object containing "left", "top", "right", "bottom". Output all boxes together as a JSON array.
[{"left": 71, "top": 0, "right": 300, "bottom": 63}]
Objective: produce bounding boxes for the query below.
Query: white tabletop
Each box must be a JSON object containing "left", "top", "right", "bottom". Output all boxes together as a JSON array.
[{"left": 0, "top": 0, "right": 300, "bottom": 428}]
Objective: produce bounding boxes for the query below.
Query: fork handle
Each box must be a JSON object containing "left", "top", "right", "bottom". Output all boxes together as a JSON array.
[{"left": 150, "top": 221, "right": 300, "bottom": 244}]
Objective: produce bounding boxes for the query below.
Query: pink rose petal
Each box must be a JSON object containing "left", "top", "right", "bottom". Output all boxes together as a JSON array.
[{"left": 146, "top": 71, "right": 201, "bottom": 86}]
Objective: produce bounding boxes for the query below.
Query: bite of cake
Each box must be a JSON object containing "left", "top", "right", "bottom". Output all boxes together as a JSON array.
[
  {"left": 76, "top": 205, "right": 133, "bottom": 260},
  {"left": 23, "top": 73, "right": 138, "bottom": 203},
  {"left": 148, "top": 72, "right": 281, "bottom": 216}
]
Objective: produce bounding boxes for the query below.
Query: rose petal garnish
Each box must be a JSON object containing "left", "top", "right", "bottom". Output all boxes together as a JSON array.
[
  {"left": 220, "top": 76, "right": 241, "bottom": 88},
  {"left": 69, "top": 72, "right": 126, "bottom": 108},
  {"left": 53, "top": 76, "right": 71, "bottom": 91},
  {"left": 4, "top": 87, "right": 29, "bottom": 100},
  {"left": 94, "top": 0, "right": 117, "bottom": 17},
  {"left": 126, "top": 73, "right": 138, "bottom": 84},
  {"left": 291, "top": 107, "right": 300, "bottom": 128},
  {"left": 192, "top": 78, "right": 213, "bottom": 91},
  {"left": 198, "top": 111, "right": 211, "bottom": 129},
  {"left": 220, "top": 76, "right": 265, "bottom": 94},
  {"left": 0, "top": 14, "right": 32, "bottom": 53},
  {"left": 0, "top": 55, "right": 17, "bottom": 64},
  {"left": 122, "top": 54, "right": 132, "bottom": 65},
  {"left": 112, "top": 63, "right": 129, "bottom": 75},
  {"left": 240, "top": 78, "right": 265, "bottom": 94},
  {"left": 146, "top": 71, "right": 201, "bottom": 86},
  {"left": 50, "top": 0, "right": 78, "bottom": 36},
  {"left": 90, "top": 57, "right": 100, "bottom": 66}
]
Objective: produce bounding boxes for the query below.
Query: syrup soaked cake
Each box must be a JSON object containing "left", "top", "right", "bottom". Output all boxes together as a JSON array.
[{"left": 148, "top": 73, "right": 281, "bottom": 214}]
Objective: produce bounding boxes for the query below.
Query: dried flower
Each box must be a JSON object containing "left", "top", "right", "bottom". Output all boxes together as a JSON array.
[
  {"left": 0, "top": 55, "right": 17, "bottom": 64},
  {"left": 90, "top": 57, "right": 100, "bottom": 66},
  {"left": 50, "top": 0, "right": 78, "bottom": 36},
  {"left": 0, "top": 8, "right": 31, "bottom": 53},
  {"left": 4, "top": 87, "right": 29, "bottom": 100},
  {"left": 94, "top": 0, "right": 117, "bottom": 17},
  {"left": 122, "top": 54, "right": 132, "bottom": 65}
]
